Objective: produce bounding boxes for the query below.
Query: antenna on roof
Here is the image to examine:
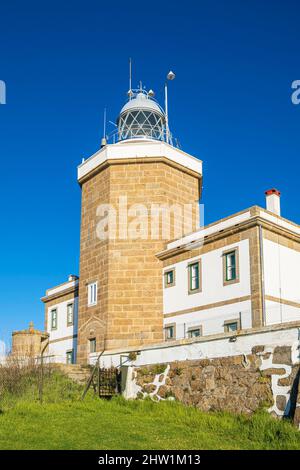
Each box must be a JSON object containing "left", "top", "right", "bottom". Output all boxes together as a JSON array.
[
  {"left": 127, "top": 58, "right": 133, "bottom": 99},
  {"left": 101, "top": 107, "right": 107, "bottom": 148},
  {"left": 165, "top": 70, "right": 176, "bottom": 145}
]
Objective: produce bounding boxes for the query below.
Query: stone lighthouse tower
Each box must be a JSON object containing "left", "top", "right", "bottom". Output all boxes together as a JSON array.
[{"left": 77, "top": 79, "right": 202, "bottom": 363}]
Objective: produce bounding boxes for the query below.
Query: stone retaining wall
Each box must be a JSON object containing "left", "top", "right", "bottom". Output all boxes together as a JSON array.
[{"left": 127, "top": 345, "right": 299, "bottom": 420}]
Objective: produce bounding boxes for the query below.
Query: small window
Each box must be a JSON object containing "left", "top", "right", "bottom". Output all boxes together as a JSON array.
[
  {"left": 66, "top": 350, "right": 74, "bottom": 364},
  {"left": 51, "top": 309, "right": 57, "bottom": 330},
  {"left": 164, "top": 269, "right": 175, "bottom": 288},
  {"left": 67, "top": 303, "right": 74, "bottom": 326},
  {"left": 89, "top": 338, "right": 96, "bottom": 353},
  {"left": 88, "top": 282, "right": 97, "bottom": 306},
  {"left": 187, "top": 326, "right": 202, "bottom": 338},
  {"left": 165, "top": 324, "right": 175, "bottom": 341},
  {"left": 225, "top": 252, "right": 236, "bottom": 281},
  {"left": 224, "top": 320, "right": 240, "bottom": 333},
  {"left": 188, "top": 260, "right": 201, "bottom": 294},
  {"left": 223, "top": 248, "right": 239, "bottom": 285}
]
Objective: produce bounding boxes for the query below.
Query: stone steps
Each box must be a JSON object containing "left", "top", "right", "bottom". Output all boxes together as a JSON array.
[{"left": 51, "top": 363, "right": 92, "bottom": 384}]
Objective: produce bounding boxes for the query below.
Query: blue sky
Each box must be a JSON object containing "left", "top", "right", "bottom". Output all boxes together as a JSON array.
[{"left": 0, "top": 0, "right": 299, "bottom": 345}]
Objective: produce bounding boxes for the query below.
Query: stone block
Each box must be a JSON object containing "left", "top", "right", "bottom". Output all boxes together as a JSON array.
[{"left": 273, "top": 346, "right": 292, "bottom": 365}]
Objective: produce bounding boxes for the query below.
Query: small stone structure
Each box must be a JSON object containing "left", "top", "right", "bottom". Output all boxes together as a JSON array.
[
  {"left": 11, "top": 322, "right": 48, "bottom": 359},
  {"left": 129, "top": 345, "right": 300, "bottom": 420}
]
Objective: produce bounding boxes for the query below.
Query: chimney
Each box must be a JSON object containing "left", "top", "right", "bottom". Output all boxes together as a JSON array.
[
  {"left": 68, "top": 274, "right": 79, "bottom": 282},
  {"left": 265, "top": 188, "right": 281, "bottom": 216}
]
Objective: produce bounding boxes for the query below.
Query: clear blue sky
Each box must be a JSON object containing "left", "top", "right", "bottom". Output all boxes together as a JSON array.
[{"left": 0, "top": 0, "right": 299, "bottom": 345}]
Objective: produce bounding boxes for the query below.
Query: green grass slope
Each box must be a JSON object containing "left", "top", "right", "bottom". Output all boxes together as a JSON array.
[{"left": 0, "top": 369, "right": 299, "bottom": 450}]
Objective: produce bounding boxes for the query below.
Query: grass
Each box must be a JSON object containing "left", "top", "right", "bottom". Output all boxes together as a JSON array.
[{"left": 0, "top": 371, "right": 299, "bottom": 450}]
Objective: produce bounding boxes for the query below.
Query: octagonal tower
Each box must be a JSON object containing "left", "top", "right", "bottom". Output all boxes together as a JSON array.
[{"left": 77, "top": 82, "right": 202, "bottom": 364}]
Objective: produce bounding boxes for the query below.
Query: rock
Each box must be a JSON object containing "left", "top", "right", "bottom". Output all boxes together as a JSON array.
[
  {"left": 165, "top": 377, "right": 172, "bottom": 386},
  {"left": 273, "top": 346, "right": 292, "bottom": 365},
  {"left": 252, "top": 345, "right": 265, "bottom": 354},
  {"left": 157, "top": 385, "right": 169, "bottom": 398},
  {"left": 143, "top": 383, "right": 156, "bottom": 394},
  {"left": 142, "top": 375, "right": 155, "bottom": 384},
  {"left": 276, "top": 395, "right": 287, "bottom": 412},
  {"left": 278, "top": 377, "right": 292, "bottom": 387},
  {"left": 261, "top": 368, "right": 286, "bottom": 376}
]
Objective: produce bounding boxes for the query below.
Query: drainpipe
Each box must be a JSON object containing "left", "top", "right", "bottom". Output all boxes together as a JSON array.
[{"left": 259, "top": 224, "right": 266, "bottom": 326}]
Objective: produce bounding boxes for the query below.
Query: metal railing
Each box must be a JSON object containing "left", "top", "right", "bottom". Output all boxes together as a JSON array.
[{"left": 105, "top": 125, "right": 179, "bottom": 147}]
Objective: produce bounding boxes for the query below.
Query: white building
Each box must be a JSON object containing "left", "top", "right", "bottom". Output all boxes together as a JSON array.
[
  {"left": 41, "top": 275, "right": 78, "bottom": 363},
  {"left": 159, "top": 191, "right": 300, "bottom": 342}
]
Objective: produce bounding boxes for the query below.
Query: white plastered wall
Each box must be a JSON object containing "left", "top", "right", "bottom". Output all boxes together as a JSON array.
[
  {"left": 163, "top": 239, "right": 251, "bottom": 338},
  {"left": 47, "top": 296, "right": 78, "bottom": 363},
  {"left": 263, "top": 238, "right": 300, "bottom": 325}
]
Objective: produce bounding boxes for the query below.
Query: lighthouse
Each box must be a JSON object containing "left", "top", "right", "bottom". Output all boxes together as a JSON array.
[{"left": 76, "top": 78, "right": 202, "bottom": 363}]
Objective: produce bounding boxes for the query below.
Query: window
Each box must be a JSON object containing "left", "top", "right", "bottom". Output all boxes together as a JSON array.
[
  {"left": 66, "top": 350, "right": 74, "bottom": 364},
  {"left": 89, "top": 338, "right": 96, "bottom": 353},
  {"left": 88, "top": 282, "right": 97, "bottom": 306},
  {"left": 187, "top": 326, "right": 202, "bottom": 338},
  {"left": 165, "top": 324, "right": 176, "bottom": 341},
  {"left": 51, "top": 309, "right": 57, "bottom": 330},
  {"left": 67, "top": 303, "right": 74, "bottom": 326},
  {"left": 224, "top": 320, "right": 240, "bottom": 333},
  {"left": 188, "top": 260, "right": 201, "bottom": 294},
  {"left": 164, "top": 269, "right": 175, "bottom": 288},
  {"left": 223, "top": 248, "right": 239, "bottom": 285}
]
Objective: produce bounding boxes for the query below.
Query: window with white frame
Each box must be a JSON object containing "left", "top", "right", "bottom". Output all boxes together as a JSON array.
[
  {"left": 51, "top": 309, "right": 57, "bottom": 330},
  {"left": 67, "top": 303, "right": 74, "bottom": 326},
  {"left": 88, "top": 282, "right": 97, "bottom": 306}
]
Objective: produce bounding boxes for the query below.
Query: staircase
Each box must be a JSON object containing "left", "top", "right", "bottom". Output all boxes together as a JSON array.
[{"left": 51, "top": 364, "right": 93, "bottom": 384}]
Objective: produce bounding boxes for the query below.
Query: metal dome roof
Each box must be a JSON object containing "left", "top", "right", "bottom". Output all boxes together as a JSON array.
[{"left": 119, "top": 91, "right": 164, "bottom": 117}]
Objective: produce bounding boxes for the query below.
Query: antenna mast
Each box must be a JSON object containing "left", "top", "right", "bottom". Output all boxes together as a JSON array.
[
  {"left": 103, "top": 107, "right": 106, "bottom": 137},
  {"left": 129, "top": 58, "right": 132, "bottom": 99},
  {"left": 165, "top": 70, "right": 176, "bottom": 145},
  {"left": 101, "top": 107, "right": 107, "bottom": 148}
]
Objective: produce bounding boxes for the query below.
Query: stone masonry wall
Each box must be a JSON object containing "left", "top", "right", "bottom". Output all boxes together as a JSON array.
[
  {"left": 77, "top": 159, "right": 201, "bottom": 363},
  {"left": 131, "top": 345, "right": 299, "bottom": 420}
]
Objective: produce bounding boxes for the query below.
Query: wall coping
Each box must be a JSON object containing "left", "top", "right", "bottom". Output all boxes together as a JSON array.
[{"left": 90, "top": 320, "right": 300, "bottom": 359}]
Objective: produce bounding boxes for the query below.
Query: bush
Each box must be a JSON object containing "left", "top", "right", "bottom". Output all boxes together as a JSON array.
[{"left": 0, "top": 358, "right": 84, "bottom": 410}]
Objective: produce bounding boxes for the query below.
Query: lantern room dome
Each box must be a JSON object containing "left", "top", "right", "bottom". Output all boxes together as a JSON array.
[
  {"left": 117, "top": 88, "right": 166, "bottom": 143},
  {"left": 119, "top": 92, "right": 163, "bottom": 115}
]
